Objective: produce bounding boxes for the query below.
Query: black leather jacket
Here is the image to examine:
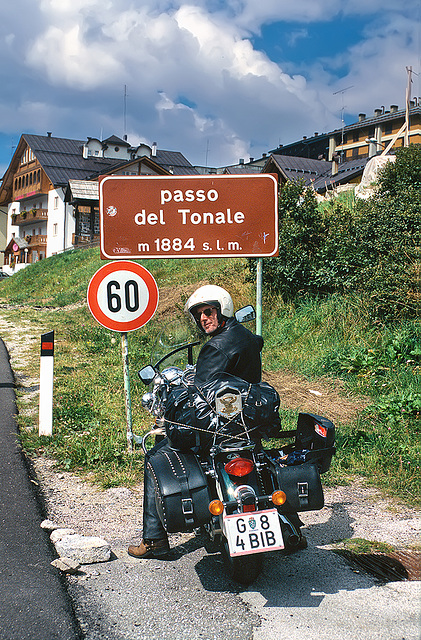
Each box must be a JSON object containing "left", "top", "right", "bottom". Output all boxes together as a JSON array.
[{"left": 194, "top": 317, "right": 263, "bottom": 387}]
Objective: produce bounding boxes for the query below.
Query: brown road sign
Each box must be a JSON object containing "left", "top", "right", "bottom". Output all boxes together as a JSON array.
[{"left": 99, "top": 174, "right": 278, "bottom": 259}]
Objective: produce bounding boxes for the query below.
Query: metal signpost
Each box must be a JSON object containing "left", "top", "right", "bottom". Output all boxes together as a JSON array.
[
  {"left": 87, "top": 261, "right": 159, "bottom": 450},
  {"left": 99, "top": 173, "right": 278, "bottom": 332}
]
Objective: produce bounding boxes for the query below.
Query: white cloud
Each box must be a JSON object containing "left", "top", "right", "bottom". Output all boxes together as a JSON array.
[{"left": 0, "top": 0, "right": 419, "bottom": 169}]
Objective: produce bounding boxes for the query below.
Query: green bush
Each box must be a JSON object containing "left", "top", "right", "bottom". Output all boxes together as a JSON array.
[{"left": 250, "top": 145, "right": 421, "bottom": 321}]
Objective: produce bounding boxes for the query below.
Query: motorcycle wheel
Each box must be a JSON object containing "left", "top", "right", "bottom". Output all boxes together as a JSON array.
[{"left": 220, "top": 537, "right": 263, "bottom": 585}]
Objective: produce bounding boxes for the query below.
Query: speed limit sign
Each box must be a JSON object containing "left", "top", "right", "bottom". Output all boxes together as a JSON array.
[{"left": 87, "top": 261, "right": 159, "bottom": 332}]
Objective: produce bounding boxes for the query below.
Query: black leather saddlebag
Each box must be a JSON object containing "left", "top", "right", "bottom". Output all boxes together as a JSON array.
[
  {"left": 271, "top": 462, "right": 324, "bottom": 513},
  {"left": 295, "top": 413, "right": 336, "bottom": 473},
  {"left": 147, "top": 449, "right": 211, "bottom": 533}
]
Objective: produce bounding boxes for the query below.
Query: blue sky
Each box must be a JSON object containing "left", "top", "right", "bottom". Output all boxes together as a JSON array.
[{"left": 0, "top": 1, "right": 419, "bottom": 174}]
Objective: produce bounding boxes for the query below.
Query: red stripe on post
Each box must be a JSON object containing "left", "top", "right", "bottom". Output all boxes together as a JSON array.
[{"left": 40, "top": 331, "right": 54, "bottom": 356}]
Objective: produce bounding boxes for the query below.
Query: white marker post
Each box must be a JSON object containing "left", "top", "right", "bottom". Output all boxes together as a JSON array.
[{"left": 39, "top": 330, "right": 54, "bottom": 436}]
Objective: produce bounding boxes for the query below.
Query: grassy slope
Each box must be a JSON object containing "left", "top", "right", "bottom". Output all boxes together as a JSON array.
[{"left": 0, "top": 248, "right": 419, "bottom": 504}]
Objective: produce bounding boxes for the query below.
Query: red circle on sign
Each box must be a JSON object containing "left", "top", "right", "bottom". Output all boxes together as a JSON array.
[{"left": 87, "top": 261, "right": 159, "bottom": 331}]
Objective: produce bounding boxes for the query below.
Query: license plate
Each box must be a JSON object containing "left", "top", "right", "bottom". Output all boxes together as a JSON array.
[{"left": 224, "top": 509, "right": 284, "bottom": 557}]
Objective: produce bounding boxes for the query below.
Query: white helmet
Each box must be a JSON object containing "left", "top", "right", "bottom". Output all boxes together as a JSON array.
[{"left": 185, "top": 285, "right": 234, "bottom": 319}]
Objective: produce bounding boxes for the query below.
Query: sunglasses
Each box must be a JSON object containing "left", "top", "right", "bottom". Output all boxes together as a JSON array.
[{"left": 194, "top": 307, "right": 215, "bottom": 320}]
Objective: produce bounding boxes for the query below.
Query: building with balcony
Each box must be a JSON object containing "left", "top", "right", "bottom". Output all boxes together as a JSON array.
[
  {"left": 0, "top": 133, "right": 197, "bottom": 272},
  {"left": 270, "top": 102, "right": 420, "bottom": 162}
]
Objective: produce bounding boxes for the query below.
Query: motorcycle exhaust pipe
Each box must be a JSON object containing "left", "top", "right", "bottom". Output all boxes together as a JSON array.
[
  {"left": 283, "top": 532, "right": 300, "bottom": 547},
  {"left": 279, "top": 514, "right": 300, "bottom": 547}
]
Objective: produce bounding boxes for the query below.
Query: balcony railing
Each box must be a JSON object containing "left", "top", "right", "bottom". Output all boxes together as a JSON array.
[
  {"left": 12, "top": 209, "right": 48, "bottom": 225},
  {"left": 26, "top": 234, "right": 47, "bottom": 245}
]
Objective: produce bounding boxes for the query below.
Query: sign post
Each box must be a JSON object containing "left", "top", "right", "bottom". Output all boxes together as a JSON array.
[{"left": 87, "top": 261, "right": 159, "bottom": 451}]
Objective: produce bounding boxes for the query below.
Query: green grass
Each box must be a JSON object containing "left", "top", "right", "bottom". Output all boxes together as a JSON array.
[{"left": 0, "top": 249, "right": 419, "bottom": 505}]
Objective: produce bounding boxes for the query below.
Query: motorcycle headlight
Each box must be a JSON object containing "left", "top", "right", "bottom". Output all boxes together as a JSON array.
[
  {"left": 141, "top": 392, "right": 154, "bottom": 410},
  {"left": 162, "top": 366, "right": 183, "bottom": 384}
]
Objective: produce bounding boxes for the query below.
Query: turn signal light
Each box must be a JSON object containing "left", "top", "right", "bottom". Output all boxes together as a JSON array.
[
  {"left": 272, "top": 490, "right": 287, "bottom": 506},
  {"left": 209, "top": 500, "right": 224, "bottom": 515},
  {"left": 224, "top": 458, "right": 254, "bottom": 477}
]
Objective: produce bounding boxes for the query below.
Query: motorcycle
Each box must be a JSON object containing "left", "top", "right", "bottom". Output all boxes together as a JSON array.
[{"left": 136, "top": 306, "right": 335, "bottom": 585}]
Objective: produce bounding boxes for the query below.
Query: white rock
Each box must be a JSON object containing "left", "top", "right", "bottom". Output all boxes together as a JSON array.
[
  {"left": 50, "top": 528, "right": 76, "bottom": 543},
  {"left": 53, "top": 533, "right": 111, "bottom": 564},
  {"left": 51, "top": 557, "right": 81, "bottom": 574},
  {"left": 41, "top": 519, "right": 61, "bottom": 531}
]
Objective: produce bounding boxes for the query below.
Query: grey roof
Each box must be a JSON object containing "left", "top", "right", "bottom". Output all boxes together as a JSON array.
[
  {"left": 102, "top": 135, "right": 131, "bottom": 147},
  {"left": 312, "top": 157, "right": 370, "bottom": 192},
  {"left": 153, "top": 150, "right": 198, "bottom": 175},
  {"left": 21, "top": 134, "right": 198, "bottom": 185},
  {"left": 329, "top": 105, "right": 421, "bottom": 135},
  {"left": 66, "top": 179, "right": 99, "bottom": 201},
  {"left": 267, "top": 154, "right": 331, "bottom": 186},
  {"left": 23, "top": 134, "right": 121, "bottom": 186},
  {"left": 5, "top": 236, "right": 28, "bottom": 251},
  {"left": 223, "top": 164, "right": 262, "bottom": 175}
]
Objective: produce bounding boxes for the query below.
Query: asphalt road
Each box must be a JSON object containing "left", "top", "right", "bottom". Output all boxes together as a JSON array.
[{"left": 0, "top": 338, "right": 81, "bottom": 640}]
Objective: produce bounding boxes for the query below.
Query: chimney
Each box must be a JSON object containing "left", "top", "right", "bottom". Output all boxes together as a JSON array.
[
  {"left": 331, "top": 154, "right": 340, "bottom": 176},
  {"left": 358, "top": 113, "right": 366, "bottom": 122},
  {"left": 390, "top": 105, "right": 398, "bottom": 113},
  {"left": 239, "top": 158, "right": 244, "bottom": 165},
  {"left": 374, "top": 108, "right": 382, "bottom": 117},
  {"left": 314, "top": 132, "right": 319, "bottom": 137},
  {"left": 152, "top": 142, "right": 157, "bottom": 157},
  {"left": 47, "top": 132, "right": 52, "bottom": 137}
]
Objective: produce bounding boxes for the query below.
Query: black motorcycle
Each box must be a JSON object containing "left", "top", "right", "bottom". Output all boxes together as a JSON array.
[{"left": 137, "top": 306, "right": 335, "bottom": 584}]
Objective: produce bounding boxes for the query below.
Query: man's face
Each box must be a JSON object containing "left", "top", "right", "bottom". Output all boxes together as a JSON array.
[{"left": 195, "top": 305, "right": 219, "bottom": 334}]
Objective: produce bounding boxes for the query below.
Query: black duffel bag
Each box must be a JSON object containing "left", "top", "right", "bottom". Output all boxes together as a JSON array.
[
  {"left": 147, "top": 448, "right": 211, "bottom": 533},
  {"left": 164, "top": 373, "right": 281, "bottom": 449}
]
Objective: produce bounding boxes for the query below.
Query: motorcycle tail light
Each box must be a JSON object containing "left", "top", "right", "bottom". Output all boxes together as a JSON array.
[
  {"left": 209, "top": 499, "right": 224, "bottom": 516},
  {"left": 243, "top": 503, "right": 256, "bottom": 513},
  {"left": 224, "top": 458, "right": 254, "bottom": 477},
  {"left": 272, "top": 490, "right": 287, "bottom": 506}
]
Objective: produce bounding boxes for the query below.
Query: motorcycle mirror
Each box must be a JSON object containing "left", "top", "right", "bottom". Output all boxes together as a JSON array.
[
  {"left": 235, "top": 305, "right": 256, "bottom": 323},
  {"left": 138, "top": 365, "right": 157, "bottom": 385}
]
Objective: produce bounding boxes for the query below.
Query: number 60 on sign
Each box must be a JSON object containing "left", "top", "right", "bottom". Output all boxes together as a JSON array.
[{"left": 87, "top": 261, "right": 159, "bottom": 332}]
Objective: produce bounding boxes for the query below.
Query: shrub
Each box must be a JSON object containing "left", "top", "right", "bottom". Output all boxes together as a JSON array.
[{"left": 250, "top": 145, "right": 420, "bottom": 321}]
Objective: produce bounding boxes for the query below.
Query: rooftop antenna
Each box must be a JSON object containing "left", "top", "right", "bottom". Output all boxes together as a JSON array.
[
  {"left": 123, "top": 84, "right": 128, "bottom": 139},
  {"left": 205, "top": 138, "right": 210, "bottom": 168},
  {"left": 333, "top": 85, "right": 354, "bottom": 157}
]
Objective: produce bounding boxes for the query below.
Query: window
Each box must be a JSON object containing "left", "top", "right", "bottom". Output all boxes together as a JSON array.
[
  {"left": 353, "top": 131, "right": 359, "bottom": 143},
  {"left": 54, "top": 196, "right": 59, "bottom": 209}
]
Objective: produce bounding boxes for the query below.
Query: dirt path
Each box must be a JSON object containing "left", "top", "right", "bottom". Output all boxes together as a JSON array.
[{"left": 264, "top": 369, "right": 368, "bottom": 425}]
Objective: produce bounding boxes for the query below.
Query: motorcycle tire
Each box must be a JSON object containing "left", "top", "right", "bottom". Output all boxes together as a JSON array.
[{"left": 220, "top": 537, "right": 263, "bottom": 585}]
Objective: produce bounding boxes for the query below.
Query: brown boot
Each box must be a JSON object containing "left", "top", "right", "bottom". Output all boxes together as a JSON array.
[{"left": 127, "top": 538, "right": 170, "bottom": 559}]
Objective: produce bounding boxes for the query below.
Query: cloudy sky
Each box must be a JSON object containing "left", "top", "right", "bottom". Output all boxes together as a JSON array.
[{"left": 0, "top": 1, "right": 420, "bottom": 173}]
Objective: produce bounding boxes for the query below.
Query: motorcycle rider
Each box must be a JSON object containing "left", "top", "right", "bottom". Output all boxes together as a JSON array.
[
  {"left": 128, "top": 285, "right": 304, "bottom": 558},
  {"left": 188, "top": 284, "right": 263, "bottom": 387}
]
